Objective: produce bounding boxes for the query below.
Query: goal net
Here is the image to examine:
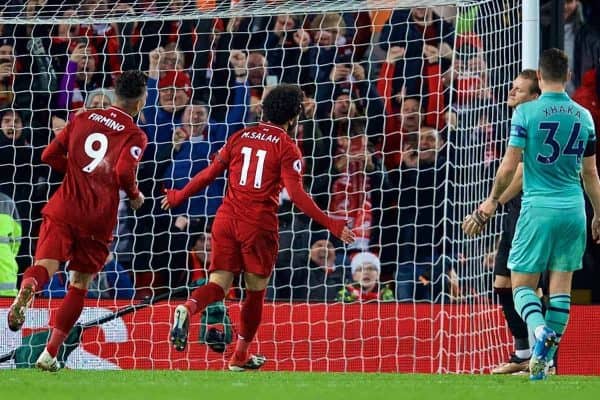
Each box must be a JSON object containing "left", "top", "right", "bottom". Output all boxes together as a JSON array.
[{"left": 0, "top": 0, "right": 522, "bottom": 372}]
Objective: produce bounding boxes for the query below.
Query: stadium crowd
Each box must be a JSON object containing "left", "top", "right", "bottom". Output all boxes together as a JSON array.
[{"left": 0, "top": 0, "right": 599, "bottom": 302}]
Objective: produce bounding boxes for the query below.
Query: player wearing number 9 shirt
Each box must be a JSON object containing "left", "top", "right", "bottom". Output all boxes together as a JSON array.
[
  {"left": 162, "top": 84, "right": 355, "bottom": 371},
  {"left": 7, "top": 70, "right": 148, "bottom": 372}
]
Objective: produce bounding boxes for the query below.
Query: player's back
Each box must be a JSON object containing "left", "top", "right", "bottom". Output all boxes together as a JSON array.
[
  {"left": 513, "top": 92, "right": 596, "bottom": 208},
  {"left": 218, "top": 122, "right": 299, "bottom": 231},
  {"left": 43, "top": 106, "right": 146, "bottom": 239}
]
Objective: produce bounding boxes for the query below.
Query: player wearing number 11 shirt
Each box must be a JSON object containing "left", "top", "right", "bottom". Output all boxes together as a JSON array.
[
  {"left": 7, "top": 71, "right": 149, "bottom": 372},
  {"left": 162, "top": 84, "right": 355, "bottom": 371}
]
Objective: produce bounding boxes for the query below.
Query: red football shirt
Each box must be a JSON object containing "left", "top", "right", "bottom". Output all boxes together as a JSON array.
[
  {"left": 171, "top": 121, "right": 345, "bottom": 236},
  {"left": 41, "top": 106, "right": 147, "bottom": 241}
]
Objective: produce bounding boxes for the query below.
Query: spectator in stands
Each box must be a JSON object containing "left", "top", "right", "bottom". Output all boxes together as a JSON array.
[
  {"left": 85, "top": 88, "right": 115, "bottom": 109},
  {"left": 142, "top": 47, "right": 192, "bottom": 162},
  {"left": 572, "top": 66, "right": 600, "bottom": 162},
  {"left": 390, "top": 127, "right": 455, "bottom": 302},
  {"left": 249, "top": 15, "right": 313, "bottom": 85},
  {"left": 379, "top": 7, "right": 454, "bottom": 128},
  {"left": 542, "top": 0, "right": 600, "bottom": 93},
  {"left": 76, "top": 0, "right": 121, "bottom": 83},
  {"left": 382, "top": 95, "right": 424, "bottom": 170},
  {"left": 336, "top": 252, "right": 393, "bottom": 302},
  {"left": 56, "top": 42, "right": 101, "bottom": 112},
  {"left": 329, "top": 126, "right": 374, "bottom": 252},
  {"left": 246, "top": 52, "right": 268, "bottom": 122},
  {"left": 160, "top": 101, "right": 230, "bottom": 219},
  {"left": 307, "top": 13, "right": 354, "bottom": 84},
  {"left": 158, "top": 43, "right": 186, "bottom": 77},
  {"left": 0, "top": 37, "right": 17, "bottom": 110},
  {"left": 207, "top": 26, "right": 252, "bottom": 124},
  {"left": 292, "top": 236, "right": 346, "bottom": 301},
  {"left": 0, "top": 108, "right": 44, "bottom": 270},
  {"left": 0, "top": 36, "right": 53, "bottom": 132}
]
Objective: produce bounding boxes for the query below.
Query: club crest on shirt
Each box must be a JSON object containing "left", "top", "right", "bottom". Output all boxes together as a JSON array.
[
  {"left": 293, "top": 159, "right": 302, "bottom": 173},
  {"left": 130, "top": 146, "right": 142, "bottom": 160}
]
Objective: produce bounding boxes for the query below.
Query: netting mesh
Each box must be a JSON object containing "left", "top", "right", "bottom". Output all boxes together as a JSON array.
[{"left": 0, "top": 0, "right": 522, "bottom": 372}]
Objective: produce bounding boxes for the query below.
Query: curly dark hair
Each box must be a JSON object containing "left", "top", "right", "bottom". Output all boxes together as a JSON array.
[
  {"left": 115, "top": 70, "right": 147, "bottom": 101},
  {"left": 262, "top": 84, "right": 303, "bottom": 125}
]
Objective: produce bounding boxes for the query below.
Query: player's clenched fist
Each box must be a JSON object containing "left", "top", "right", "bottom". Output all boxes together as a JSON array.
[{"left": 130, "top": 192, "right": 145, "bottom": 210}]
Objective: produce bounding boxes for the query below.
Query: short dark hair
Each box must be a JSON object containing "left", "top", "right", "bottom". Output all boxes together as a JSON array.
[
  {"left": 262, "top": 84, "right": 303, "bottom": 125},
  {"left": 519, "top": 69, "right": 541, "bottom": 95},
  {"left": 539, "top": 48, "right": 569, "bottom": 83},
  {"left": 115, "top": 70, "right": 147, "bottom": 101}
]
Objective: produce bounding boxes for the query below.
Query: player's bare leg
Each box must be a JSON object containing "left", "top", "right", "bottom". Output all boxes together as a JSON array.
[
  {"left": 228, "top": 272, "right": 268, "bottom": 372},
  {"left": 170, "top": 270, "right": 232, "bottom": 351},
  {"left": 36, "top": 271, "right": 93, "bottom": 372},
  {"left": 8, "top": 259, "right": 58, "bottom": 332}
]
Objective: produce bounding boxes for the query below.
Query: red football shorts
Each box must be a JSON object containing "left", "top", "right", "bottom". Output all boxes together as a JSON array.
[
  {"left": 36, "top": 216, "right": 110, "bottom": 274},
  {"left": 209, "top": 216, "right": 279, "bottom": 277}
]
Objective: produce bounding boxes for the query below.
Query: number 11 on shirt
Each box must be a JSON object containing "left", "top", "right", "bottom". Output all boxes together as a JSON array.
[{"left": 240, "top": 146, "right": 267, "bottom": 189}]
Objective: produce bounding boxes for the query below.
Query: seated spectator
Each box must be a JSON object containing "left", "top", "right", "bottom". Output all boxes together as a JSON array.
[
  {"left": 337, "top": 252, "right": 393, "bottom": 302},
  {"left": 42, "top": 252, "right": 135, "bottom": 300},
  {"left": 294, "top": 236, "right": 346, "bottom": 301}
]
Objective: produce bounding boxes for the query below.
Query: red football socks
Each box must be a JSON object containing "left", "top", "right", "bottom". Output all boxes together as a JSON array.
[
  {"left": 184, "top": 282, "right": 226, "bottom": 316},
  {"left": 46, "top": 286, "right": 88, "bottom": 357},
  {"left": 21, "top": 264, "right": 50, "bottom": 292},
  {"left": 234, "top": 288, "right": 266, "bottom": 359}
]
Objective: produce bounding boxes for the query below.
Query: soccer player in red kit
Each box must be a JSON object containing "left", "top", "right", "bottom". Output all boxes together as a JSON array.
[
  {"left": 7, "top": 70, "right": 149, "bottom": 371},
  {"left": 161, "top": 84, "right": 355, "bottom": 371}
]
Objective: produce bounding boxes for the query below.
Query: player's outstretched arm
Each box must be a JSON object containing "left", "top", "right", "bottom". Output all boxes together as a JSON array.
[
  {"left": 161, "top": 156, "right": 227, "bottom": 210},
  {"left": 463, "top": 146, "right": 521, "bottom": 237},
  {"left": 283, "top": 175, "right": 355, "bottom": 244},
  {"left": 581, "top": 155, "right": 600, "bottom": 243},
  {"left": 41, "top": 127, "right": 69, "bottom": 174}
]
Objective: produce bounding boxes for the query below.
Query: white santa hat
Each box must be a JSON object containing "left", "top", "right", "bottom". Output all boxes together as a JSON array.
[{"left": 350, "top": 252, "right": 381, "bottom": 275}]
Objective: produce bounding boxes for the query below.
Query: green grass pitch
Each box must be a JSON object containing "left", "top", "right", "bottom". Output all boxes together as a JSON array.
[{"left": 3, "top": 370, "right": 600, "bottom": 400}]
